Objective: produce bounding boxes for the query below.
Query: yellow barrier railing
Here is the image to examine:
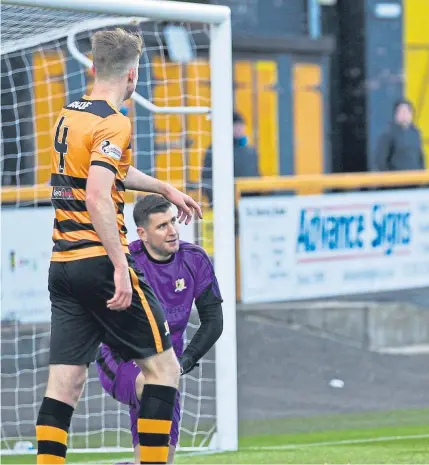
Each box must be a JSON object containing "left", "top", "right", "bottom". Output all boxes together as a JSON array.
[
  {"left": 235, "top": 170, "right": 429, "bottom": 202},
  {"left": 0, "top": 186, "right": 138, "bottom": 204},
  {"left": 0, "top": 181, "right": 186, "bottom": 205},
  {"left": 2, "top": 170, "right": 429, "bottom": 205}
]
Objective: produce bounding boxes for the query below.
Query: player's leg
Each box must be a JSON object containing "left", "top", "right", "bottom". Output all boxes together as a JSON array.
[
  {"left": 133, "top": 444, "right": 175, "bottom": 464},
  {"left": 95, "top": 344, "right": 120, "bottom": 403},
  {"left": 98, "top": 347, "right": 180, "bottom": 464},
  {"left": 135, "top": 367, "right": 145, "bottom": 402},
  {"left": 131, "top": 399, "right": 178, "bottom": 465},
  {"left": 82, "top": 257, "right": 179, "bottom": 464},
  {"left": 168, "top": 391, "right": 181, "bottom": 463},
  {"left": 132, "top": 349, "right": 179, "bottom": 464},
  {"left": 96, "top": 344, "right": 143, "bottom": 408},
  {"left": 131, "top": 370, "right": 180, "bottom": 464},
  {"left": 131, "top": 343, "right": 179, "bottom": 463},
  {"left": 130, "top": 268, "right": 180, "bottom": 465},
  {"left": 100, "top": 356, "right": 177, "bottom": 464},
  {"left": 36, "top": 262, "right": 101, "bottom": 464},
  {"left": 132, "top": 444, "right": 176, "bottom": 464},
  {"left": 167, "top": 446, "right": 176, "bottom": 464}
]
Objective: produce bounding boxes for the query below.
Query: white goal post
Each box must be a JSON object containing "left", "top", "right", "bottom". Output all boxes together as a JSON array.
[{"left": 1, "top": 0, "right": 237, "bottom": 453}]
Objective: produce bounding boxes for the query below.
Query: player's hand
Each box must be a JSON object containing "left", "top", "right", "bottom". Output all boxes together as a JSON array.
[
  {"left": 107, "top": 266, "right": 132, "bottom": 311},
  {"left": 164, "top": 186, "right": 203, "bottom": 225},
  {"left": 179, "top": 355, "right": 199, "bottom": 375}
]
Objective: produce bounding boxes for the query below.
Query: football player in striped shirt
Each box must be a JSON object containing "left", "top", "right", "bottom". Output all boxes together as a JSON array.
[{"left": 37, "top": 28, "right": 202, "bottom": 465}]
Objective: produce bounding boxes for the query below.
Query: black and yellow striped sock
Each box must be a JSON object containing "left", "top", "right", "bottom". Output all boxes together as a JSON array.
[
  {"left": 138, "top": 384, "right": 177, "bottom": 464},
  {"left": 36, "top": 397, "right": 73, "bottom": 464}
]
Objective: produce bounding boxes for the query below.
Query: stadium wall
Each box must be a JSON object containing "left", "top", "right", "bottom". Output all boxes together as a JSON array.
[{"left": 218, "top": 0, "right": 307, "bottom": 37}]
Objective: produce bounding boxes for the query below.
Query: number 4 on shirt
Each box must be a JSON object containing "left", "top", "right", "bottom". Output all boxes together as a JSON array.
[{"left": 54, "top": 116, "right": 69, "bottom": 174}]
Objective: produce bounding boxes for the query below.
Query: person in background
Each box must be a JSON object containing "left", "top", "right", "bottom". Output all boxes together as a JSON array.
[
  {"left": 202, "top": 111, "right": 260, "bottom": 205},
  {"left": 376, "top": 99, "right": 425, "bottom": 172}
]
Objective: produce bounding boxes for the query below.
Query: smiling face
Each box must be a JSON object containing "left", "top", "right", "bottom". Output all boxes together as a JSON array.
[{"left": 137, "top": 207, "right": 179, "bottom": 260}]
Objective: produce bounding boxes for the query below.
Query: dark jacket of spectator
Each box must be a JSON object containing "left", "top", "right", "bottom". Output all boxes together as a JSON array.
[
  {"left": 202, "top": 112, "right": 259, "bottom": 204},
  {"left": 376, "top": 122, "right": 425, "bottom": 171},
  {"left": 376, "top": 100, "right": 425, "bottom": 171}
]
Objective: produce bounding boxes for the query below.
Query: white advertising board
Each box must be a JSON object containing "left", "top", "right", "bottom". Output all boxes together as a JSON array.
[
  {"left": 1, "top": 204, "right": 195, "bottom": 323},
  {"left": 239, "top": 189, "right": 429, "bottom": 303}
]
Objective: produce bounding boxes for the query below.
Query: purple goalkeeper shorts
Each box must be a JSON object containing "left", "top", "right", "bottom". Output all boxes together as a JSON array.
[{"left": 96, "top": 345, "right": 181, "bottom": 447}]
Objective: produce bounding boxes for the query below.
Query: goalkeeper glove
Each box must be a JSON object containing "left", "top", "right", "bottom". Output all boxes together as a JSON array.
[{"left": 179, "top": 355, "right": 199, "bottom": 376}]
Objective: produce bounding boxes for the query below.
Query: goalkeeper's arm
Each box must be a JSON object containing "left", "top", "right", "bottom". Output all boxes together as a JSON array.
[{"left": 179, "top": 285, "right": 223, "bottom": 375}]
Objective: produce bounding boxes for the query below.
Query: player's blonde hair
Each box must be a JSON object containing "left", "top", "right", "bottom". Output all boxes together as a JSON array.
[{"left": 91, "top": 28, "right": 143, "bottom": 80}]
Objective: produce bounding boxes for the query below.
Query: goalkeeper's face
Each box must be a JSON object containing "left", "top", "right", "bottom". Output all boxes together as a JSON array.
[{"left": 138, "top": 208, "right": 180, "bottom": 259}]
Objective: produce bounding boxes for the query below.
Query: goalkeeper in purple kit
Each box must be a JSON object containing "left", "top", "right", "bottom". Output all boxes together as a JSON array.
[{"left": 96, "top": 195, "right": 223, "bottom": 463}]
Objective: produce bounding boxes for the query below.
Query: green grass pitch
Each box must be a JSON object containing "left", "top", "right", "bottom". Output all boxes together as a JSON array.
[{"left": 2, "top": 409, "right": 428, "bottom": 464}]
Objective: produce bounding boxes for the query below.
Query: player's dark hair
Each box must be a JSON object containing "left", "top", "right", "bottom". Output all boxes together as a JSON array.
[{"left": 133, "top": 195, "right": 172, "bottom": 227}]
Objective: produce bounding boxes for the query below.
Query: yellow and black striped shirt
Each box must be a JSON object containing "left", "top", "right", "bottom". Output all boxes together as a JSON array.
[{"left": 50, "top": 95, "right": 131, "bottom": 262}]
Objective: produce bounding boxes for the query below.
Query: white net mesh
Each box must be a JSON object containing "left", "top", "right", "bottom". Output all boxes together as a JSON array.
[
  {"left": 1, "top": 3, "right": 216, "bottom": 454},
  {"left": 1, "top": 5, "right": 124, "bottom": 55},
  {"left": 1, "top": 5, "right": 212, "bottom": 196},
  {"left": 1, "top": 319, "right": 216, "bottom": 452}
]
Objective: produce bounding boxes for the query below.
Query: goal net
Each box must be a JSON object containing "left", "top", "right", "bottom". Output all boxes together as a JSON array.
[{"left": 1, "top": 0, "right": 236, "bottom": 455}]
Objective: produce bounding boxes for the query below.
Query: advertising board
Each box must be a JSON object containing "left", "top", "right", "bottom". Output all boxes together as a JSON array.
[{"left": 239, "top": 189, "right": 429, "bottom": 303}]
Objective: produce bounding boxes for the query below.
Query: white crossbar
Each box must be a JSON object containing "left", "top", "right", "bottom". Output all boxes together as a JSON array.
[{"left": 2, "top": 0, "right": 230, "bottom": 24}]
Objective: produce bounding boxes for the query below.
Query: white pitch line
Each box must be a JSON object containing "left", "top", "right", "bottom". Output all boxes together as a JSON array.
[
  {"left": 14, "top": 434, "right": 429, "bottom": 463},
  {"left": 83, "top": 434, "right": 429, "bottom": 462},
  {"left": 243, "top": 433, "right": 429, "bottom": 451}
]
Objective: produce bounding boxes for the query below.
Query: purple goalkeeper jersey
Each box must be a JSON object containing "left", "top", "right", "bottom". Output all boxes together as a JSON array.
[
  {"left": 96, "top": 239, "right": 220, "bottom": 447},
  {"left": 129, "top": 239, "right": 219, "bottom": 356}
]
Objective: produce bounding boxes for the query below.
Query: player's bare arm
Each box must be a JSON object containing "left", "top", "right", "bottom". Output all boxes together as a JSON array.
[
  {"left": 86, "top": 165, "right": 132, "bottom": 310},
  {"left": 125, "top": 166, "right": 203, "bottom": 224}
]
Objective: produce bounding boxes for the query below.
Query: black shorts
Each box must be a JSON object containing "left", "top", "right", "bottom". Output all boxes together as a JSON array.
[{"left": 48, "top": 255, "right": 172, "bottom": 365}]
